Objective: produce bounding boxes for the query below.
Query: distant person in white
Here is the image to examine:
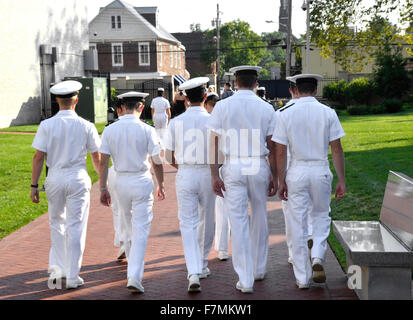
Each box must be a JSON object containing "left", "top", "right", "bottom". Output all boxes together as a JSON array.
[
  {"left": 281, "top": 77, "right": 314, "bottom": 265},
  {"left": 151, "top": 88, "right": 171, "bottom": 143},
  {"left": 31, "top": 80, "right": 101, "bottom": 289},
  {"left": 273, "top": 74, "right": 346, "bottom": 289},
  {"left": 99, "top": 91, "right": 165, "bottom": 294},
  {"left": 205, "top": 92, "right": 231, "bottom": 261},
  {"left": 165, "top": 77, "right": 216, "bottom": 293},
  {"left": 208, "top": 66, "right": 278, "bottom": 293}
]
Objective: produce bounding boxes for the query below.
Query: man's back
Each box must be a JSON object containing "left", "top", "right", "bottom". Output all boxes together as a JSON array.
[
  {"left": 166, "top": 107, "right": 211, "bottom": 165},
  {"left": 208, "top": 90, "right": 277, "bottom": 159},
  {"left": 151, "top": 97, "right": 170, "bottom": 113},
  {"left": 32, "top": 110, "right": 100, "bottom": 170},
  {"left": 100, "top": 114, "right": 161, "bottom": 173},
  {"left": 275, "top": 96, "right": 345, "bottom": 162}
]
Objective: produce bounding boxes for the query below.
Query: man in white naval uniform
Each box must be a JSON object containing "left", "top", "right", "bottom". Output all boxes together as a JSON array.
[
  {"left": 31, "top": 80, "right": 101, "bottom": 289},
  {"left": 165, "top": 77, "right": 216, "bottom": 292},
  {"left": 107, "top": 99, "right": 127, "bottom": 261},
  {"left": 151, "top": 88, "right": 171, "bottom": 143},
  {"left": 281, "top": 77, "right": 313, "bottom": 265},
  {"left": 99, "top": 91, "right": 165, "bottom": 293},
  {"left": 273, "top": 74, "right": 346, "bottom": 288},
  {"left": 208, "top": 66, "right": 278, "bottom": 293}
]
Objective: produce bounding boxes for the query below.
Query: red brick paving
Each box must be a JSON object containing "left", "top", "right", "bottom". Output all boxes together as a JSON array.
[{"left": 0, "top": 165, "right": 356, "bottom": 300}]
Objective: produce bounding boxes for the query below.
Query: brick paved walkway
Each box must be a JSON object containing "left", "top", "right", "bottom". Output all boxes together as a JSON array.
[{"left": 0, "top": 165, "right": 356, "bottom": 300}]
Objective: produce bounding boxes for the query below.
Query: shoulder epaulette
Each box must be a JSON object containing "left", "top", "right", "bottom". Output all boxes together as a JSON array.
[{"left": 279, "top": 103, "right": 295, "bottom": 112}]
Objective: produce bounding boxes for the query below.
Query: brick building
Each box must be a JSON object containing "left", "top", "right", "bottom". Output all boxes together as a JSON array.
[{"left": 172, "top": 31, "right": 216, "bottom": 77}]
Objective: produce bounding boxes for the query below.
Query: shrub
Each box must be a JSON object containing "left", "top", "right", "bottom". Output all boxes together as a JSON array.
[
  {"left": 370, "top": 104, "right": 386, "bottom": 114},
  {"left": 405, "top": 94, "right": 413, "bottom": 104},
  {"left": 347, "top": 105, "right": 369, "bottom": 115},
  {"left": 345, "top": 77, "right": 374, "bottom": 105},
  {"left": 380, "top": 99, "right": 403, "bottom": 113},
  {"left": 323, "top": 80, "right": 347, "bottom": 104}
]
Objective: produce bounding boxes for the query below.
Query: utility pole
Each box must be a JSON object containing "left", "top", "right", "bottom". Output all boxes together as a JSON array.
[
  {"left": 216, "top": 4, "right": 221, "bottom": 97},
  {"left": 286, "top": 0, "right": 292, "bottom": 77}
]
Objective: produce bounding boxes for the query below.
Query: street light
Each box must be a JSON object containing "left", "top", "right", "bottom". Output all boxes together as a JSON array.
[{"left": 301, "top": 0, "right": 313, "bottom": 73}]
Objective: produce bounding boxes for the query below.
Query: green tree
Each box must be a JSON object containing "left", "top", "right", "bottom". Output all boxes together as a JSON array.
[
  {"left": 258, "top": 31, "right": 285, "bottom": 79},
  {"left": 201, "top": 20, "right": 267, "bottom": 75},
  {"left": 310, "top": 0, "right": 412, "bottom": 72},
  {"left": 374, "top": 44, "right": 410, "bottom": 98}
]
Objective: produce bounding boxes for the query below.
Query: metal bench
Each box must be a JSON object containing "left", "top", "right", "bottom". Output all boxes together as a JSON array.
[{"left": 333, "top": 171, "right": 413, "bottom": 300}]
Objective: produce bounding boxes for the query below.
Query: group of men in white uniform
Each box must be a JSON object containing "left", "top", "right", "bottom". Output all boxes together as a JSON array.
[{"left": 30, "top": 65, "right": 346, "bottom": 294}]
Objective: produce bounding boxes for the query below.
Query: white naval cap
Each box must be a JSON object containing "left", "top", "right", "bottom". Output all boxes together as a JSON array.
[
  {"left": 229, "top": 65, "right": 262, "bottom": 75},
  {"left": 286, "top": 76, "right": 296, "bottom": 83},
  {"left": 117, "top": 91, "right": 149, "bottom": 100},
  {"left": 207, "top": 92, "right": 219, "bottom": 98},
  {"left": 257, "top": 87, "right": 266, "bottom": 91},
  {"left": 208, "top": 85, "right": 215, "bottom": 88},
  {"left": 50, "top": 80, "right": 82, "bottom": 97},
  {"left": 157, "top": 87, "right": 165, "bottom": 92},
  {"left": 179, "top": 77, "right": 210, "bottom": 91},
  {"left": 288, "top": 74, "right": 323, "bottom": 83}
]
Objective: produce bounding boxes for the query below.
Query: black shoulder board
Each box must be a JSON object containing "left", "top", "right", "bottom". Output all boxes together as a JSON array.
[{"left": 280, "top": 103, "right": 295, "bottom": 112}]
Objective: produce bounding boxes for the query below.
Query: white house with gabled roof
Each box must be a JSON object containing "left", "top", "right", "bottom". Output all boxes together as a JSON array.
[{"left": 89, "top": 0, "right": 187, "bottom": 82}]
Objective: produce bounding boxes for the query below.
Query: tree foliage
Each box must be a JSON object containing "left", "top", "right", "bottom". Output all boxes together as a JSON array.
[
  {"left": 201, "top": 20, "right": 267, "bottom": 75},
  {"left": 310, "top": 0, "right": 412, "bottom": 72},
  {"left": 374, "top": 44, "right": 410, "bottom": 98}
]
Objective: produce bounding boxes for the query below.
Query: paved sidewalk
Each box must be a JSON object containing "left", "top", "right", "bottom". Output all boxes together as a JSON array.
[{"left": 0, "top": 165, "right": 356, "bottom": 300}]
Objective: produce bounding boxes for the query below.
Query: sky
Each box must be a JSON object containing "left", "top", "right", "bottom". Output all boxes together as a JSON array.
[{"left": 86, "top": 0, "right": 309, "bottom": 37}]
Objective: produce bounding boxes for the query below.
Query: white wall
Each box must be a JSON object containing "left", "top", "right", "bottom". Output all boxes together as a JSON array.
[{"left": 0, "top": 0, "right": 89, "bottom": 128}]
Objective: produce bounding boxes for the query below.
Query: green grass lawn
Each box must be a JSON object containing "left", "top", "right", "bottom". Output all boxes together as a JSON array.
[
  {"left": 328, "top": 110, "right": 413, "bottom": 270},
  {"left": 0, "top": 134, "right": 98, "bottom": 239}
]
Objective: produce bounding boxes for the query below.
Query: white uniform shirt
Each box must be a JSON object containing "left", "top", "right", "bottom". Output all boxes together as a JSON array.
[
  {"left": 272, "top": 96, "right": 345, "bottom": 161},
  {"left": 207, "top": 90, "right": 277, "bottom": 159},
  {"left": 100, "top": 114, "right": 162, "bottom": 173},
  {"left": 165, "top": 106, "right": 211, "bottom": 165},
  {"left": 150, "top": 97, "right": 171, "bottom": 114},
  {"left": 32, "top": 110, "right": 100, "bottom": 169}
]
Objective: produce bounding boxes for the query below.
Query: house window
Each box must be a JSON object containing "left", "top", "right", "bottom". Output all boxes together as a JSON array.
[
  {"left": 170, "top": 45, "right": 173, "bottom": 67},
  {"left": 139, "top": 42, "right": 150, "bottom": 66},
  {"left": 111, "top": 16, "right": 121, "bottom": 29},
  {"left": 159, "top": 44, "right": 162, "bottom": 67},
  {"left": 112, "top": 43, "right": 123, "bottom": 67}
]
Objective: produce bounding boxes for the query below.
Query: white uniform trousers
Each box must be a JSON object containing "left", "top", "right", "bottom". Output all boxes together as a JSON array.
[
  {"left": 108, "top": 166, "right": 126, "bottom": 248},
  {"left": 282, "top": 200, "right": 313, "bottom": 259},
  {"left": 285, "top": 161, "right": 333, "bottom": 285},
  {"left": 214, "top": 193, "right": 231, "bottom": 253},
  {"left": 45, "top": 167, "right": 91, "bottom": 280},
  {"left": 221, "top": 159, "right": 270, "bottom": 289},
  {"left": 153, "top": 113, "right": 168, "bottom": 144},
  {"left": 115, "top": 171, "right": 154, "bottom": 282},
  {"left": 176, "top": 166, "right": 216, "bottom": 277}
]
